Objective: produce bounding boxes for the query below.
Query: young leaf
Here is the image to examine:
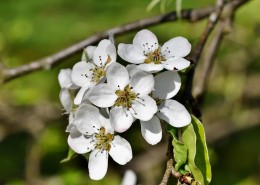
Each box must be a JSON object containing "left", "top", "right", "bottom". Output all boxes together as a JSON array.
[
  {"left": 181, "top": 115, "right": 212, "bottom": 185},
  {"left": 167, "top": 126, "right": 188, "bottom": 171},
  {"left": 181, "top": 122, "right": 204, "bottom": 184},
  {"left": 192, "top": 115, "right": 212, "bottom": 184},
  {"left": 60, "top": 148, "right": 77, "bottom": 163},
  {"left": 147, "top": 0, "right": 161, "bottom": 11}
]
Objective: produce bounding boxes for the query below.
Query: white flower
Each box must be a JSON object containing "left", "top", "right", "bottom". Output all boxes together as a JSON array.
[
  {"left": 58, "top": 69, "right": 92, "bottom": 124},
  {"left": 140, "top": 71, "right": 191, "bottom": 145},
  {"left": 71, "top": 39, "right": 117, "bottom": 105},
  {"left": 58, "top": 69, "right": 79, "bottom": 122},
  {"left": 67, "top": 104, "right": 132, "bottom": 180},
  {"left": 58, "top": 69, "right": 78, "bottom": 90},
  {"left": 118, "top": 29, "right": 191, "bottom": 73},
  {"left": 87, "top": 63, "right": 157, "bottom": 133}
]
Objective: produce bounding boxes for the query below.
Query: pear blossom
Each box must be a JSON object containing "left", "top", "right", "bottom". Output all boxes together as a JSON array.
[
  {"left": 67, "top": 104, "right": 132, "bottom": 180},
  {"left": 58, "top": 68, "right": 78, "bottom": 90},
  {"left": 71, "top": 39, "right": 117, "bottom": 105},
  {"left": 140, "top": 71, "right": 191, "bottom": 145},
  {"left": 87, "top": 63, "right": 157, "bottom": 133},
  {"left": 118, "top": 29, "right": 191, "bottom": 73},
  {"left": 58, "top": 69, "right": 79, "bottom": 122}
]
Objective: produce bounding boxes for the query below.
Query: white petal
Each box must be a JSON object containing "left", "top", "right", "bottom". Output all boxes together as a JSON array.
[
  {"left": 81, "top": 90, "right": 92, "bottom": 104},
  {"left": 82, "top": 46, "right": 97, "bottom": 61},
  {"left": 133, "top": 29, "right": 159, "bottom": 52},
  {"left": 68, "top": 133, "right": 94, "bottom": 154},
  {"left": 163, "top": 57, "right": 191, "bottom": 71},
  {"left": 99, "top": 113, "right": 114, "bottom": 134},
  {"left": 73, "top": 104, "right": 102, "bottom": 134},
  {"left": 106, "top": 43, "right": 117, "bottom": 64},
  {"left": 118, "top": 43, "right": 146, "bottom": 64},
  {"left": 93, "top": 39, "right": 114, "bottom": 67},
  {"left": 106, "top": 63, "right": 129, "bottom": 90},
  {"left": 88, "top": 84, "right": 117, "bottom": 107},
  {"left": 88, "top": 150, "right": 108, "bottom": 180},
  {"left": 59, "top": 88, "right": 72, "bottom": 112},
  {"left": 130, "top": 69, "right": 154, "bottom": 96},
  {"left": 121, "top": 170, "right": 137, "bottom": 185},
  {"left": 66, "top": 122, "right": 77, "bottom": 133},
  {"left": 109, "top": 136, "right": 132, "bottom": 165},
  {"left": 74, "top": 85, "right": 91, "bottom": 105},
  {"left": 157, "top": 100, "right": 191, "bottom": 127},
  {"left": 58, "top": 69, "right": 73, "bottom": 88},
  {"left": 140, "top": 115, "right": 162, "bottom": 145},
  {"left": 126, "top": 64, "right": 140, "bottom": 78},
  {"left": 137, "top": 63, "right": 163, "bottom": 73},
  {"left": 131, "top": 95, "right": 157, "bottom": 121},
  {"left": 110, "top": 106, "right": 134, "bottom": 133},
  {"left": 153, "top": 71, "right": 181, "bottom": 99},
  {"left": 71, "top": 61, "right": 94, "bottom": 87},
  {"left": 161, "top": 36, "right": 191, "bottom": 58},
  {"left": 68, "top": 112, "right": 75, "bottom": 124}
]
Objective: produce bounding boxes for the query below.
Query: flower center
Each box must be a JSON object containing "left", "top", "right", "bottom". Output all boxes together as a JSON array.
[
  {"left": 144, "top": 49, "right": 166, "bottom": 64},
  {"left": 90, "top": 67, "right": 106, "bottom": 83},
  {"left": 114, "top": 85, "right": 138, "bottom": 109},
  {"left": 154, "top": 97, "right": 163, "bottom": 106},
  {"left": 94, "top": 127, "right": 114, "bottom": 151}
]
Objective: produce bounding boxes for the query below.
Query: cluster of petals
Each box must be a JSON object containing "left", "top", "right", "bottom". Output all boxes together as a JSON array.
[
  {"left": 71, "top": 39, "right": 116, "bottom": 105},
  {"left": 67, "top": 104, "right": 132, "bottom": 180},
  {"left": 58, "top": 29, "right": 193, "bottom": 181},
  {"left": 118, "top": 29, "right": 191, "bottom": 73},
  {"left": 87, "top": 62, "right": 157, "bottom": 133}
]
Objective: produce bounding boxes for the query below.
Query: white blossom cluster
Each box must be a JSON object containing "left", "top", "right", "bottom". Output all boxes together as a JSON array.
[{"left": 58, "top": 29, "right": 192, "bottom": 180}]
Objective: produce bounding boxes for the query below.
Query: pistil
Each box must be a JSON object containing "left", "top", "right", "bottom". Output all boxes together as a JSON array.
[
  {"left": 144, "top": 48, "right": 166, "bottom": 64},
  {"left": 114, "top": 85, "right": 138, "bottom": 109},
  {"left": 94, "top": 127, "right": 114, "bottom": 151}
]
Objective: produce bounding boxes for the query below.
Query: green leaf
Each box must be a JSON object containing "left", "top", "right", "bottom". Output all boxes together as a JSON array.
[
  {"left": 167, "top": 126, "right": 188, "bottom": 171},
  {"left": 181, "top": 116, "right": 212, "bottom": 185},
  {"left": 147, "top": 0, "right": 161, "bottom": 11},
  {"left": 60, "top": 148, "right": 77, "bottom": 163},
  {"left": 181, "top": 122, "right": 204, "bottom": 184},
  {"left": 192, "top": 115, "right": 212, "bottom": 184}
]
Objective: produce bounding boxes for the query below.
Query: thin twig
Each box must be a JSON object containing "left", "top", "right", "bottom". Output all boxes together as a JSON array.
[
  {"left": 183, "top": 0, "right": 225, "bottom": 120},
  {"left": 0, "top": 0, "right": 248, "bottom": 84},
  {"left": 193, "top": 22, "right": 227, "bottom": 103},
  {"left": 160, "top": 136, "right": 174, "bottom": 185},
  {"left": 193, "top": 0, "right": 248, "bottom": 104},
  {"left": 0, "top": 7, "right": 212, "bottom": 84},
  {"left": 160, "top": 159, "right": 174, "bottom": 185},
  {"left": 190, "top": 0, "right": 224, "bottom": 65},
  {"left": 183, "top": 0, "right": 249, "bottom": 120},
  {"left": 161, "top": 0, "right": 250, "bottom": 184}
]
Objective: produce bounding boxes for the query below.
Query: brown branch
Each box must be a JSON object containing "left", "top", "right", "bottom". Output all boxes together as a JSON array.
[
  {"left": 182, "top": 0, "right": 224, "bottom": 120},
  {"left": 0, "top": 0, "right": 248, "bottom": 84},
  {"left": 160, "top": 136, "right": 174, "bottom": 185},
  {"left": 183, "top": 0, "right": 249, "bottom": 120},
  {"left": 193, "top": 21, "right": 228, "bottom": 103},
  {"left": 160, "top": 159, "right": 174, "bottom": 185},
  {"left": 193, "top": 0, "right": 249, "bottom": 104},
  {"left": 190, "top": 0, "right": 224, "bottom": 65},
  {"left": 160, "top": 0, "right": 251, "bottom": 184},
  {"left": 191, "top": 0, "right": 250, "bottom": 65}
]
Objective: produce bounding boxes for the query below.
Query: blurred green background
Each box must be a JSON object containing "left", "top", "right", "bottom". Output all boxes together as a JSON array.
[{"left": 0, "top": 0, "right": 259, "bottom": 185}]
